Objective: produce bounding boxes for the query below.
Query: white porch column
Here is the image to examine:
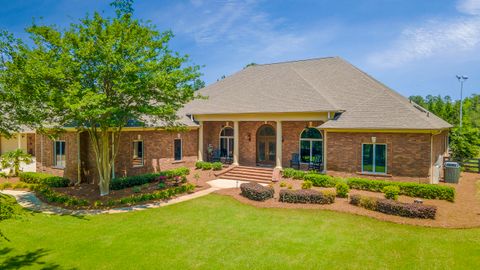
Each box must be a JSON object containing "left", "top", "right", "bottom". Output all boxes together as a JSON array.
[
  {"left": 233, "top": 121, "right": 239, "bottom": 165},
  {"left": 198, "top": 121, "right": 204, "bottom": 162},
  {"left": 17, "top": 134, "right": 22, "bottom": 149},
  {"left": 275, "top": 121, "right": 282, "bottom": 169}
]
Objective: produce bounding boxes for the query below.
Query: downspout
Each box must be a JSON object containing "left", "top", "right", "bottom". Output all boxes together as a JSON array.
[
  {"left": 111, "top": 132, "right": 115, "bottom": 179},
  {"left": 77, "top": 131, "right": 81, "bottom": 185},
  {"left": 323, "top": 129, "right": 328, "bottom": 173},
  {"left": 430, "top": 130, "right": 442, "bottom": 184}
]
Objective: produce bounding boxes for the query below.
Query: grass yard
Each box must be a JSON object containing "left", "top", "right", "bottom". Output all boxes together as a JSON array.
[{"left": 1, "top": 194, "right": 480, "bottom": 270}]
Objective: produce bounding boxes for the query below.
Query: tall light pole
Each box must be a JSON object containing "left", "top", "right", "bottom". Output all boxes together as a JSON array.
[{"left": 456, "top": 75, "right": 468, "bottom": 128}]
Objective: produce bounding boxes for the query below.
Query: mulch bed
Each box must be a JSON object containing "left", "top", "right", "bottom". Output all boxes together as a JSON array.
[{"left": 215, "top": 172, "right": 480, "bottom": 228}]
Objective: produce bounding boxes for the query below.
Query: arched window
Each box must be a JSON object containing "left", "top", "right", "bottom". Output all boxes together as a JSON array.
[
  {"left": 299, "top": 128, "right": 323, "bottom": 163},
  {"left": 219, "top": 127, "right": 234, "bottom": 158}
]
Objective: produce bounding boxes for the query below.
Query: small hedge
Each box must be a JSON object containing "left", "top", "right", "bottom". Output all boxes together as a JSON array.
[
  {"left": 195, "top": 161, "right": 222, "bottom": 171},
  {"left": 383, "top": 185, "right": 400, "bottom": 200},
  {"left": 279, "top": 189, "right": 335, "bottom": 204},
  {"left": 282, "top": 168, "right": 307, "bottom": 179},
  {"left": 350, "top": 194, "right": 437, "bottom": 219},
  {"left": 32, "top": 185, "right": 89, "bottom": 207},
  {"left": 19, "top": 172, "right": 70, "bottom": 187},
  {"left": 303, "top": 174, "right": 339, "bottom": 187},
  {"left": 240, "top": 182, "right": 274, "bottom": 201},
  {"left": 335, "top": 182, "right": 349, "bottom": 198},
  {"left": 347, "top": 178, "right": 455, "bottom": 202},
  {"left": 111, "top": 167, "right": 190, "bottom": 190}
]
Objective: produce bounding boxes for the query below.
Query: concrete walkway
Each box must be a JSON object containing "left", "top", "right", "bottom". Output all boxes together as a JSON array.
[{"left": 0, "top": 179, "right": 256, "bottom": 216}]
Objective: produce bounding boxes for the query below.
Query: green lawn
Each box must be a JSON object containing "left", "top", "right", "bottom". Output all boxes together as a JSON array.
[{"left": 1, "top": 194, "right": 480, "bottom": 269}]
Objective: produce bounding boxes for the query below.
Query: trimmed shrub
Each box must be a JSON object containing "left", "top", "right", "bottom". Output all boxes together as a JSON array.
[
  {"left": 132, "top": 186, "right": 142, "bottom": 193},
  {"left": 32, "top": 185, "right": 89, "bottom": 207},
  {"left": 350, "top": 194, "right": 437, "bottom": 219},
  {"left": 279, "top": 189, "right": 335, "bottom": 204},
  {"left": 111, "top": 167, "right": 190, "bottom": 190},
  {"left": 383, "top": 185, "right": 400, "bottom": 200},
  {"left": 212, "top": 162, "right": 223, "bottom": 171},
  {"left": 335, "top": 182, "right": 349, "bottom": 198},
  {"left": 195, "top": 161, "right": 206, "bottom": 169},
  {"left": 376, "top": 199, "right": 437, "bottom": 219},
  {"left": 279, "top": 182, "right": 287, "bottom": 187},
  {"left": 301, "top": 180, "right": 313, "bottom": 189},
  {"left": 346, "top": 177, "right": 455, "bottom": 202},
  {"left": 240, "top": 183, "right": 274, "bottom": 201},
  {"left": 19, "top": 172, "right": 70, "bottom": 187},
  {"left": 349, "top": 194, "right": 378, "bottom": 210},
  {"left": 282, "top": 168, "right": 307, "bottom": 179},
  {"left": 303, "top": 174, "right": 339, "bottom": 187}
]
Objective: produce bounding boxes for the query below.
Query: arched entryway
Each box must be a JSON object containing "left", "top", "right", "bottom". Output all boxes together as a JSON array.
[{"left": 256, "top": 124, "right": 276, "bottom": 166}]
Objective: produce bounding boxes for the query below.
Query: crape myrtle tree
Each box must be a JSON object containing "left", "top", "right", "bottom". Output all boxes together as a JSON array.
[{"left": 0, "top": 0, "right": 201, "bottom": 195}]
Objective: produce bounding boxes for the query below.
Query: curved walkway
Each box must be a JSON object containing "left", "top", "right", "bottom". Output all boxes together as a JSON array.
[{"left": 0, "top": 179, "right": 251, "bottom": 216}]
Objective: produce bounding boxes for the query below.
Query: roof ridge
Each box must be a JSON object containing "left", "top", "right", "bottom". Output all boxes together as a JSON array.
[
  {"left": 337, "top": 58, "right": 440, "bottom": 129},
  {"left": 253, "top": 56, "right": 338, "bottom": 67},
  {"left": 290, "top": 66, "right": 342, "bottom": 111}
]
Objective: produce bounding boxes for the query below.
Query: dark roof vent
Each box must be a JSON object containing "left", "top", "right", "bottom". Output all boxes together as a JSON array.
[{"left": 333, "top": 112, "right": 342, "bottom": 120}]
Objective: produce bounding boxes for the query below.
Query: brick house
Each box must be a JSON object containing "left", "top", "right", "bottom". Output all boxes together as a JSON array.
[{"left": 36, "top": 57, "right": 451, "bottom": 184}]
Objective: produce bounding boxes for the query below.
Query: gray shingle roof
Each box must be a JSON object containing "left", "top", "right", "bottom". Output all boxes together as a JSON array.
[{"left": 183, "top": 57, "right": 451, "bottom": 130}]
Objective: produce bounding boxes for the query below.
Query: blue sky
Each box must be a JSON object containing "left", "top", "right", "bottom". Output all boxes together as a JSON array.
[{"left": 1, "top": 0, "right": 479, "bottom": 99}]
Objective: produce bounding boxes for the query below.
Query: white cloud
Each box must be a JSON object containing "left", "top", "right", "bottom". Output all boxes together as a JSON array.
[
  {"left": 457, "top": 0, "right": 480, "bottom": 15},
  {"left": 367, "top": 16, "right": 480, "bottom": 68}
]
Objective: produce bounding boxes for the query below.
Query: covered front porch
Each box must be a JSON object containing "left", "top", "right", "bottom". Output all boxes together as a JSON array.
[{"left": 195, "top": 112, "right": 328, "bottom": 170}]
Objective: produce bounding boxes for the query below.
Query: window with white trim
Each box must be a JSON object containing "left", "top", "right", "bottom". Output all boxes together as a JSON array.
[
  {"left": 362, "top": 144, "right": 387, "bottom": 173},
  {"left": 299, "top": 128, "right": 323, "bottom": 163},
  {"left": 54, "top": 140, "right": 66, "bottom": 168},
  {"left": 133, "top": 140, "right": 144, "bottom": 167},
  {"left": 219, "top": 127, "right": 234, "bottom": 158}
]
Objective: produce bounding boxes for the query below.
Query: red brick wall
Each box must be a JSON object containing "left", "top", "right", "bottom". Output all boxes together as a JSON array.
[
  {"left": 326, "top": 132, "right": 432, "bottom": 177},
  {"left": 36, "top": 133, "right": 79, "bottom": 182},
  {"left": 431, "top": 130, "right": 449, "bottom": 178},
  {"left": 36, "top": 129, "right": 198, "bottom": 184}
]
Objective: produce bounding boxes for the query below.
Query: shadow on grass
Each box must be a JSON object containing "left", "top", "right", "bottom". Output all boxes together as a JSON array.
[{"left": 0, "top": 247, "right": 75, "bottom": 269}]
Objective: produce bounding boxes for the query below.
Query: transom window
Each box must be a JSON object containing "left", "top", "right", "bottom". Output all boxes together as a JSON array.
[
  {"left": 299, "top": 128, "right": 323, "bottom": 163},
  {"left": 54, "top": 140, "right": 66, "bottom": 168},
  {"left": 133, "top": 140, "right": 144, "bottom": 167},
  {"left": 219, "top": 127, "right": 234, "bottom": 158},
  {"left": 362, "top": 144, "right": 387, "bottom": 174}
]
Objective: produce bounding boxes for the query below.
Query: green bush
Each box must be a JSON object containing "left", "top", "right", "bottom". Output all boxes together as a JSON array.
[
  {"left": 111, "top": 167, "right": 190, "bottom": 190},
  {"left": 195, "top": 161, "right": 206, "bottom": 169},
  {"left": 212, "top": 162, "right": 223, "bottom": 171},
  {"left": 279, "top": 182, "right": 287, "bottom": 187},
  {"left": 32, "top": 185, "right": 89, "bottom": 207},
  {"left": 383, "top": 185, "right": 400, "bottom": 200},
  {"left": 132, "top": 186, "right": 142, "bottom": 193},
  {"left": 301, "top": 180, "right": 313, "bottom": 189},
  {"left": 335, "top": 182, "right": 349, "bottom": 198},
  {"left": 19, "top": 172, "right": 70, "bottom": 187},
  {"left": 279, "top": 189, "right": 335, "bottom": 204},
  {"left": 282, "top": 168, "right": 307, "bottom": 179},
  {"left": 346, "top": 177, "right": 455, "bottom": 202},
  {"left": 158, "top": 182, "right": 166, "bottom": 189},
  {"left": 0, "top": 172, "right": 8, "bottom": 178},
  {"left": 303, "top": 174, "right": 339, "bottom": 187},
  {"left": 201, "top": 162, "right": 212, "bottom": 170}
]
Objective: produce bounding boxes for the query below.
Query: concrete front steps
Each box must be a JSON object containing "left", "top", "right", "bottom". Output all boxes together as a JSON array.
[{"left": 217, "top": 166, "right": 273, "bottom": 183}]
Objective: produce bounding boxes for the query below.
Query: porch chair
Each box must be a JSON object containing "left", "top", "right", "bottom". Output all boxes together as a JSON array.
[
  {"left": 211, "top": 149, "right": 221, "bottom": 162},
  {"left": 290, "top": 153, "right": 300, "bottom": 170},
  {"left": 308, "top": 155, "right": 322, "bottom": 172}
]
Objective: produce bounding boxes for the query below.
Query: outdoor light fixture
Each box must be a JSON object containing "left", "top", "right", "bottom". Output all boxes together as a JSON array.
[
  {"left": 456, "top": 75, "right": 468, "bottom": 128},
  {"left": 371, "top": 137, "right": 376, "bottom": 143}
]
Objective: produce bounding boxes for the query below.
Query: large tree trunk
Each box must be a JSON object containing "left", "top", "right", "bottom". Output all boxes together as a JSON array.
[{"left": 88, "top": 128, "right": 122, "bottom": 196}]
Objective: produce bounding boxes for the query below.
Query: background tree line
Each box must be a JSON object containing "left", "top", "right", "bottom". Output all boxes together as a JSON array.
[{"left": 409, "top": 94, "right": 480, "bottom": 159}]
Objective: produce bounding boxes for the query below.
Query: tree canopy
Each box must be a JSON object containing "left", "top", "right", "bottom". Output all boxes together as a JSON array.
[
  {"left": 409, "top": 94, "right": 480, "bottom": 159},
  {"left": 0, "top": 0, "right": 201, "bottom": 195}
]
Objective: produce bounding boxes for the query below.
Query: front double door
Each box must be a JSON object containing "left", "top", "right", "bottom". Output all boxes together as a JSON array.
[{"left": 256, "top": 125, "right": 276, "bottom": 166}]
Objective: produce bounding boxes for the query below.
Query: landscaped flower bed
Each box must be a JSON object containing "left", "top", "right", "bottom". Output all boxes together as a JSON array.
[
  {"left": 350, "top": 194, "right": 437, "bottom": 219},
  {"left": 19, "top": 172, "right": 70, "bottom": 187},
  {"left": 279, "top": 189, "right": 335, "bottom": 204},
  {"left": 195, "top": 161, "right": 223, "bottom": 171},
  {"left": 282, "top": 169, "right": 455, "bottom": 202},
  {"left": 240, "top": 182, "right": 274, "bottom": 201},
  {"left": 110, "top": 167, "right": 190, "bottom": 190}
]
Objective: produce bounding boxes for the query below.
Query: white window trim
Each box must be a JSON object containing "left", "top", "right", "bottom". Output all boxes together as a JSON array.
[
  {"left": 298, "top": 128, "right": 323, "bottom": 165},
  {"left": 219, "top": 126, "right": 234, "bottom": 158},
  {"left": 361, "top": 143, "right": 388, "bottom": 174},
  {"left": 132, "top": 140, "right": 144, "bottom": 167},
  {"left": 53, "top": 140, "right": 66, "bottom": 169},
  {"left": 174, "top": 138, "right": 183, "bottom": 161}
]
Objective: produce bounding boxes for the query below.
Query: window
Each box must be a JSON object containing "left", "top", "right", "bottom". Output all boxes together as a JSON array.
[
  {"left": 219, "top": 127, "right": 234, "bottom": 158},
  {"left": 362, "top": 144, "right": 387, "bottom": 173},
  {"left": 299, "top": 128, "right": 323, "bottom": 163},
  {"left": 54, "top": 141, "right": 66, "bottom": 168},
  {"left": 174, "top": 139, "right": 182, "bottom": 161},
  {"left": 133, "top": 141, "right": 144, "bottom": 167}
]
